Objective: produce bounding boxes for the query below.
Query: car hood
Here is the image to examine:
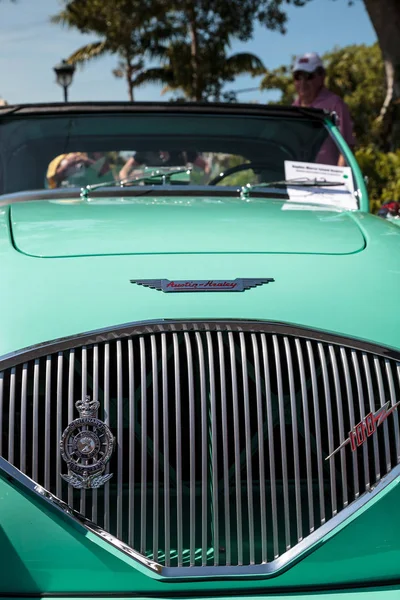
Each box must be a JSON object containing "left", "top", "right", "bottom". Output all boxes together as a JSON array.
[{"left": 9, "top": 196, "right": 365, "bottom": 257}]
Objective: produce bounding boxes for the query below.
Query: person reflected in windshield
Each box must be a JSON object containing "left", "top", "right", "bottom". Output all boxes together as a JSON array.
[
  {"left": 119, "top": 150, "right": 209, "bottom": 181},
  {"left": 46, "top": 152, "right": 95, "bottom": 188}
]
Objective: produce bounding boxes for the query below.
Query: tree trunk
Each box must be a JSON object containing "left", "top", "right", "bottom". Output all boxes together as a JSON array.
[
  {"left": 363, "top": 0, "right": 400, "bottom": 148},
  {"left": 187, "top": 3, "right": 201, "bottom": 101}
]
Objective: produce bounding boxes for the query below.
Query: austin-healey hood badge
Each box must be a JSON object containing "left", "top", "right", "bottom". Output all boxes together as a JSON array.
[
  {"left": 130, "top": 278, "right": 274, "bottom": 292},
  {"left": 60, "top": 396, "right": 114, "bottom": 489}
]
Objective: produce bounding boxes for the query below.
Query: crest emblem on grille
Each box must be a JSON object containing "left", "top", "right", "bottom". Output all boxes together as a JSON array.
[{"left": 60, "top": 396, "right": 115, "bottom": 489}]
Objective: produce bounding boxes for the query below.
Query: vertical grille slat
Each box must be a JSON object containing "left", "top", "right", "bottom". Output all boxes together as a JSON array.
[
  {"left": 8, "top": 368, "right": 16, "bottom": 466},
  {"left": 261, "top": 334, "right": 278, "bottom": 558},
  {"left": 318, "top": 344, "right": 337, "bottom": 517},
  {"left": 228, "top": 331, "right": 243, "bottom": 566},
  {"left": 56, "top": 354, "right": 63, "bottom": 497},
  {"left": 340, "top": 348, "right": 359, "bottom": 499},
  {"left": 273, "top": 335, "right": 290, "bottom": 550},
  {"left": 198, "top": 332, "right": 209, "bottom": 567},
  {"left": 386, "top": 360, "right": 400, "bottom": 464},
  {"left": 161, "top": 334, "right": 170, "bottom": 566},
  {"left": 80, "top": 347, "right": 87, "bottom": 516},
  {"left": 32, "top": 359, "right": 40, "bottom": 482},
  {"left": 295, "top": 339, "right": 314, "bottom": 533},
  {"left": 374, "top": 357, "right": 391, "bottom": 474},
  {"left": 103, "top": 342, "right": 110, "bottom": 530},
  {"left": 351, "top": 351, "right": 370, "bottom": 491},
  {"left": 329, "top": 346, "right": 348, "bottom": 508},
  {"left": 239, "top": 332, "right": 255, "bottom": 564},
  {"left": 184, "top": 333, "right": 196, "bottom": 567},
  {"left": 251, "top": 334, "right": 267, "bottom": 563},
  {"left": 362, "top": 353, "right": 381, "bottom": 482},
  {"left": 151, "top": 335, "right": 159, "bottom": 563},
  {"left": 44, "top": 357, "right": 51, "bottom": 491},
  {"left": 116, "top": 340, "right": 123, "bottom": 539},
  {"left": 128, "top": 338, "right": 135, "bottom": 549},
  {"left": 1, "top": 325, "right": 400, "bottom": 572},
  {"left": 173, "top": 333, "right": 183, "bottom": 567},
  {"left": 284, "top": 337, "right": 302, "bottom": 543},
  {"left": 20, "top": 363, "right": 28, "bottom": 474},
  {"left": 92, "top": 345, "right": 99, "bottom": 523},
  {"left": 140, "top": 337, "right": 147, "bottom": 556}
]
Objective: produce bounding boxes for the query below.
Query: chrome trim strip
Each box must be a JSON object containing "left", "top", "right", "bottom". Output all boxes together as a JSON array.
[
  {"left": 44, "top": 356, "right": 51, "bottom": 493},
  {"left": 1, "top": 320, "right": 399, "bottom": 371},
  {"left": 2, "top": 456, "right": 399, "bottom": 578}
]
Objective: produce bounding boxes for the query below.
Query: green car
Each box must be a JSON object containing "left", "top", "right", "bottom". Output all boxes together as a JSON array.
[{"left": 0, "top": 102, "right": 399, "bottom": 599}]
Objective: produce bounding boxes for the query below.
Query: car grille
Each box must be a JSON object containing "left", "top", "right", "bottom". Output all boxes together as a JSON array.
[{"left": 0, "top": 321, "right": 399, "bottom": 571}]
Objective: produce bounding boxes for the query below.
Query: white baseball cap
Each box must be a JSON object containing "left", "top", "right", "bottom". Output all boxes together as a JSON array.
[{"left": 293, "top": 52, "right": 324, "bottom": 73}]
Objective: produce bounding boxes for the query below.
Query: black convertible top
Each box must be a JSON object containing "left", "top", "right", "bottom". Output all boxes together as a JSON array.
[{"left": 0, "top": 101, "right": 335, "bottom": 123}]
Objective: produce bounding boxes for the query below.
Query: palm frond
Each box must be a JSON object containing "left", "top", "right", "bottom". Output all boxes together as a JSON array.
[
  {"left": 67, "top": 41, "right": 109, "bottom": 65},
  {"left": 131, "top": 68, "right": 175, "bottom": 89},
  {"left": 226, "top": 53, "right": 265, "bottom": 76}
]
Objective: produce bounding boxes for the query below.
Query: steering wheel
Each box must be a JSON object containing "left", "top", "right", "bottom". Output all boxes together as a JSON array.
[{"left": 208, "top": 161, "right": 282, "bottom": 186}]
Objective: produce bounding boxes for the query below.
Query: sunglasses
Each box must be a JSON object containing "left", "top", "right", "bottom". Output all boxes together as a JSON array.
[{"left": 294, "top": 71, "right": 317, "bottom": 81}]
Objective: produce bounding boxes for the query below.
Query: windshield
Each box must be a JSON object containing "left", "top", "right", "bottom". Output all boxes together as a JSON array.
[{"left": 0, "top": 110, "right": 345, "bottom": 195}]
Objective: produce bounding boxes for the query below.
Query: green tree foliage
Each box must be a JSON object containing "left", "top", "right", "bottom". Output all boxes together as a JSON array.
[
  {"left": 53, "top": 0, "right": 307, "bottom": 102},
  {"left": 52, "top": 0, "right": 170, "bottom": 101}
]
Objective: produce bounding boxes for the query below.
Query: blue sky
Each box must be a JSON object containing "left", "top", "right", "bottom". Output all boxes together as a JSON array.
[{"left": 1, "top": 0, "right": 377, "bottom": 105}]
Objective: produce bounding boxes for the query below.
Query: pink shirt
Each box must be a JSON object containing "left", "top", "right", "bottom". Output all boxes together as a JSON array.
[{"left": 293, "top": 87, "right": 355, "bottom": 165}]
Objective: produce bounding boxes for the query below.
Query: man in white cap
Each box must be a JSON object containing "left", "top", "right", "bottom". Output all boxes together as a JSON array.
[{"left": 292, "top": 52, "right": 355, "bottom": 166}]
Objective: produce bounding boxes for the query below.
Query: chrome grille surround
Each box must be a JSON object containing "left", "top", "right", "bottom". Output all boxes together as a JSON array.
[{"left": 1, "top": 319, "right": 400, "bottom": 577}]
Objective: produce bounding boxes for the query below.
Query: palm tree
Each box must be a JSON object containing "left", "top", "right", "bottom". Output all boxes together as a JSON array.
[{"left": 132, "top": 41, "right": 264, "bottom": 101}]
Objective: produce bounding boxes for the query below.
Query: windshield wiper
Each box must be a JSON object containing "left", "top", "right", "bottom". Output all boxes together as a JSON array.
[
  {"left": 240, "top": 178, "right": 347, "bottom": 200},
  {"left": 80, "top": 167, "right": 192, "bottom": 199}
]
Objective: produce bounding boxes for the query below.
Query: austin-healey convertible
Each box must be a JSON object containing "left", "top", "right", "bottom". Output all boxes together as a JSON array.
[{"left": 0, "top": 102, "right": 400, "bottom": 599}]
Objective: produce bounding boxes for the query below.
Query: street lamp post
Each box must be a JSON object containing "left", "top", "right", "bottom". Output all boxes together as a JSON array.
[{"left": 53, "top": 59, "right": 76, "bottom": 102}]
